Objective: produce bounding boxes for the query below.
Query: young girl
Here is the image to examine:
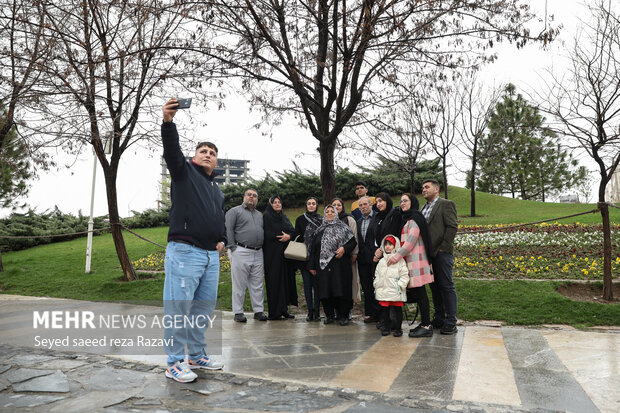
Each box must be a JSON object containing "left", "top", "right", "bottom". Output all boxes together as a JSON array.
[{"left": 373, "top": 235, "right": 409, "bottom": 337}]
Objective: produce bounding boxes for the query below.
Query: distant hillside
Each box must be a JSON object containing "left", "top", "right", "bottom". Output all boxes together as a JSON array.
[{"left": 282, "top": 186, "right": 620, "bottom": 225}]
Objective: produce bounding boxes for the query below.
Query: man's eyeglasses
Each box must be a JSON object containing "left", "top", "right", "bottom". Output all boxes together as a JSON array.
[{"left": 245, "top": 193, "right": 258, "bottom": 198}]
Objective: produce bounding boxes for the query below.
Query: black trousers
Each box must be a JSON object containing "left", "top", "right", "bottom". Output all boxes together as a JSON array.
[
  {"left": 358, "top": 261, "right": 380, "bottom": 318},
  {"left": 381, "top": 305, "right": 403, "bottom": 332},
  {"left": 407, "top": 285, "right": 431, "bottom": 326},
  {"left": 429, "top": 252, "right": 458, "bottom": 325},
  {"left": 322, "top": 297, "right": 348, "bottom": 319}
]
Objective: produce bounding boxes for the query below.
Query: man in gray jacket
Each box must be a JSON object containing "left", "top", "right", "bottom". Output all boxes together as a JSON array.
[
  {"left": 225, "top": 189, "right": 267, "bottom": 322},
  {"left": 421, "top": 179, "right": 458, "bottom": 335}
]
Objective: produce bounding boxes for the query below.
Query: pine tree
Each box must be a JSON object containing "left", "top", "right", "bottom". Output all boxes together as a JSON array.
[
  {"left": 0, "top": 104, "right": 32, "bottom": 208},
  {"left": 477, "top": 84, "right": 584, "bottom": 201}
]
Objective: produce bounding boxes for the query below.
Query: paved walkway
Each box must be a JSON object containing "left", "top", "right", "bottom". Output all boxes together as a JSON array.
[{"left": 0, "top": 295, "right": 619, "bottom": 412}]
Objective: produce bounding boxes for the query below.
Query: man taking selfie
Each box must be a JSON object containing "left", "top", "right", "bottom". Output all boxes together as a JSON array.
[{"left": 160, "top": 98, "right": 226, "bottom": 383}]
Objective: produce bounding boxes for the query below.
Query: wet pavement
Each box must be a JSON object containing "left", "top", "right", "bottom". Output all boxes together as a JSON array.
[{"left": 1, "top": 295, "right": 619, "bottom": 412}]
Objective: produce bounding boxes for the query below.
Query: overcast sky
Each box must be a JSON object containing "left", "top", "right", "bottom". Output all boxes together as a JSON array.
[{"left": 4, "top": 0, "right": 592, "bottom": 218}]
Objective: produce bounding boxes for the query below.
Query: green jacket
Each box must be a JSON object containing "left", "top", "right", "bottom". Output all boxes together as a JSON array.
[{"left": 426, "top": 197, "right": 458, "bottom": 257}]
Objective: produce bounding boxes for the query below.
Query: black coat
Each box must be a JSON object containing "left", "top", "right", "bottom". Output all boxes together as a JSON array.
[
  {"left": 263, "top": 208, "right": 298, "bottom": 317},
  {"left": 356, "top": 214, "right": 376, "bottom": 265},
  {"left": 293, "top": 213, "right": 321, "bottom": 270},
  {"left": 308, "top": 229, "right": 357, "bottom": 300},
  {"left": 371, "top": 207, "right": 402, "bottom": 249},
  {"left": 162, "top": 122, "right": 226, "bottom": 250}
]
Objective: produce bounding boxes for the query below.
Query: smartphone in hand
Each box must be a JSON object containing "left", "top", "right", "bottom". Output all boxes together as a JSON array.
[{"left": 176, "top": 98, "right": 192, "bottom": 109}]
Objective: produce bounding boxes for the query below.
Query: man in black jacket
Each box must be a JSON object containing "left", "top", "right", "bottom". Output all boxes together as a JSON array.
[
  {"left": 356, "top": 196, "right": 380, "bottom": 323},
  {"left": 161, "top": 98, "right": 226, "bottom": 383}
]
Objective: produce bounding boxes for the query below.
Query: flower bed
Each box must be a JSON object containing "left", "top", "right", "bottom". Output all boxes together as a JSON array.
[
  {"left": 455, "top": 223, "right": 620, "bottom": 280},
  {"left": 130, "top": 223, "right": 619, "bottom": 281},
  {"left": 133, "top": 251, "right": 231, "bottom": 273}
]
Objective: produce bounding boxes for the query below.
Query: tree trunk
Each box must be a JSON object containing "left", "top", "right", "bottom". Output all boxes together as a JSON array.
[
  {"left": 599, "top": 202, "right": 613, "bottom": 300},
  {"left": 470, "top": 144, "right": 477, "bottom": 217},
  {"left": 442, "top": 156, "right": 448, "bottom": 199},
  {"left": 409, "top": 168, "right": 416, "bottom": 195},
  {"left": 520, "top": 178, "right": 527, "bottom": 200},
  {"left": 319, "top": 139, "right": 337, "bottom": 205},
  {"left": 103, "top": 168, "right": 135, "bottom": 281}
]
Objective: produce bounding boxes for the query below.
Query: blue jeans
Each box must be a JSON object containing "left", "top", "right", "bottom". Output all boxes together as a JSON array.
[
  {"left": 163, "top": 241, "right": 219, "bottom": 366},
  {"left": 301, "top": 269, "right": 320, "bottom": 314},
  {"left": 429, "top": 252, "right": 458, "bottom": 325}
]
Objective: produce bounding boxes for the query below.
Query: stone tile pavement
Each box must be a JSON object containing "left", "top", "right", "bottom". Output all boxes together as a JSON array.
[
  {"left": 1, "top": 295, "right": 619, "bottom": 412},
  {"left": 0, "top": 344, "right": 562, "bottom": 413}
]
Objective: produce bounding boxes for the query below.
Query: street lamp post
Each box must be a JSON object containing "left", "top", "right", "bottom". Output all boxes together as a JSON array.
[
  {"left": 85, "top": 153, "right": 97, "bottom": 273},
  {"left": 85, "top": 134, "right": 112, "bottom": 274}
]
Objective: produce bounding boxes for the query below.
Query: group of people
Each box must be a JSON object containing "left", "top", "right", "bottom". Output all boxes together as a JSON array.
[
  {"left": 223, "top": 179, "right": 459, "bottom": 340},
  {"left": 158, "top": 98, "right": 458, "bottom": 383},
  {"left": 293, "top": 182, "right": 458, "bottom": 339}
]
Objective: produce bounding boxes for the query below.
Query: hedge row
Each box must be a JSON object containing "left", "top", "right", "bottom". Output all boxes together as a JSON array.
[{"left": 2, "top": 160, "right": 442, "bottom": 251}]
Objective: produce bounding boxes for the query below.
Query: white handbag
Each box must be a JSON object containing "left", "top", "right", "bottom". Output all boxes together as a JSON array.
[{"left": 284, "top": 236, "right": 308, "bottom": 261}]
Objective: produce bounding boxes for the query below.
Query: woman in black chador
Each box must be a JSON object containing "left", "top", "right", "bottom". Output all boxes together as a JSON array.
[
  {"left": 308, "top": 204, "right": 357, "bottom": 325},
  {"left": 263, "top": 195, "right": 298, "bottom": 320}
]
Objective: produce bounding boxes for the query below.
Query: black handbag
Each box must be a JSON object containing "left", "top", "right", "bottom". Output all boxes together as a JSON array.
[{"left": 404, "top": 288, "right": 419, "bottom": 326}]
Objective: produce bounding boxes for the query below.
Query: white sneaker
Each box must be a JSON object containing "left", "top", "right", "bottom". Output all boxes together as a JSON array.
[
  {"left": 165, "top": 361, "right": 197, "bottom": 383},
  {"left": 188, "top": 356, "right": 224, "bottom": 370}
]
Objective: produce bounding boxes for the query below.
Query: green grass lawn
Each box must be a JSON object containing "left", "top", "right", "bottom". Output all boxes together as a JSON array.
[
  {"left": 1, "top": 186, "right": 618, "bottom": 326},
  {"left": 445, "top": 187, "right": 618, "bottom": 226},
  {"left": 283, "top": 186, "right": 620, "bottom": 225},
  {"left": 456, "top": 280, "right": 619, "bottom": 327}
]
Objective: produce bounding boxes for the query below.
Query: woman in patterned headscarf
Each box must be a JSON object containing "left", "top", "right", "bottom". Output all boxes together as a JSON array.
[{"left": 308, "top": 205, "right": 357, "bottom": 325}]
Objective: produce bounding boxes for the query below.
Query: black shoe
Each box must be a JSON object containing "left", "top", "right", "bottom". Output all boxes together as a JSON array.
[
  {"left": 376, "top": 321, "right": 384, "bottom": 330},
  {"left": 381, "top": 329, "right": 390, "bottom": 336},
  {"left": 431, "top": 318, "right": 444, "bottom": 329},
  {"left": 393, "top": 330, "right": 403, "bottom": 337},
  {"left": 313, "top": 312, "right": 321, "bottom": 322},
  {"left": 306, "top": 310, "right": 314, "bottom": 322},
  {"left": 409, "top": 325, "right": 433, "bottom": 338},
  {"left": 254, "top": 312, "right": 268, "bottom": 321},
  {"left": 440, "top": 324, "right": 458, "bottom": 335},
  {"left": 324, "top": 317, "right": 335, "bottom": 325},
  {"left": 283, "top": 312, "right": 295, "bottom": 319},
  {"left": 363, "top": 316, "right": 378, "bottom": 324},
  {"left": 234, "top": 313, "right": 247, "bottom": 323},
  {"left": 339, "top": 318, "right": 349, "bottom": 326},
  {"left": 267, "top": 315, "right": 282, "bottom": 320}
]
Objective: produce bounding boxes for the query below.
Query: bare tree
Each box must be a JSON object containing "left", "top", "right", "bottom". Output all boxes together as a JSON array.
[
  {"left": 354, "top": 82, "right": 428, "bottom": 194},
  {"left": 425, "top": 84, "right": 460, "bottom": 199},
  {"left": 540, "top": 0, "right": 620, "bottom": 300},
  {"left": 0, "top": 0, "right": 55, "bottom": 190},
  {"left": 193, "top": 1, "right": 556, "bottom": 202},
  {"left": 456, "top": 76, "right": 502, "bottom": 216},
  {"left": 16, "top": 0, "right": 215, "bottom": 281}
]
